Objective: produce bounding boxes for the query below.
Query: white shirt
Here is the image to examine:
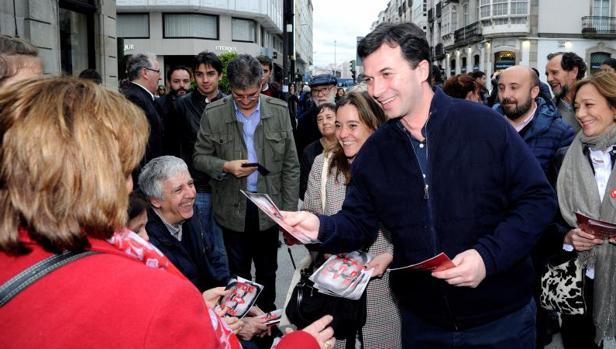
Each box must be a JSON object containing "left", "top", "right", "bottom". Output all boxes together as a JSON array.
[{"left": 153, "top": 208, "right": 183, "bottom": 241}]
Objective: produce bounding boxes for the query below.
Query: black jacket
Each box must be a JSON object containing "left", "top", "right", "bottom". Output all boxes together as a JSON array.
[
  {"left": 121, "top": 83, "right": 165, "bottom": 165},
  {"left": 176, "top": 90, "right": 225, "bottom": 192},
  {"left": 157, "top": 93, "right": 182, "bottom": 157},
  {"left": 146, "top": 207, "right": 228, "bottom": 291},
  {"left": 295, "top": 105, "right": 321, "bottom": 156},
  {"left": 299, "top": 139, "right": 324, "bottom": 200}
]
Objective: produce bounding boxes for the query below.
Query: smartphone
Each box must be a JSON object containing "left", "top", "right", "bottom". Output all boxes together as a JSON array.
[
  {"left": 241, "top": 163, "right": 259, "bottom": 168},
  {"left": 241, "top": 162, "right": 270, "bottom": 176}
]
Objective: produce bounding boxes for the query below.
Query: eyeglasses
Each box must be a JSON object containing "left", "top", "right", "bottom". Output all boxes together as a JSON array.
[
  {"left": 231, "top": 90, "right": 260, "bottom": 102},
  {"left": 312, "top": 85, "right": 333, "bottom": 96},
  {"left": 144, "top": 67, "right": 160, "bottom": 74}
]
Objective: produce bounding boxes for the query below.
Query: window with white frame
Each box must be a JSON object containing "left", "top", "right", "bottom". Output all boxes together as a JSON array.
[
  {"left": 480, "top": 0, "right": 491, "bottom": 18},
  {"left": 163, "top": 14, "right": 218, "bottom": 39},
  {"left": 442, "top": 4, "right": 450, "bottom": 35},
  {"left": 451, "top": 5, "right": 458, "bottom": 31},
  {"left": 492, "top": 0, "right": 508, "bottom": 16},
  {"left": 232, "top": 18, "right": 256, "bottom": 42},
  {"left": 510, "top": 0, "right": 528, "bottom": 15},
  {"left": 593, "top": 0, "right": 610, "bottom": 16},
  {"left": 117, "top": 13, "right": 149, "bottom": 38},
  {"left": 463, "top": 3, "right": 469, "bottom": 27}
]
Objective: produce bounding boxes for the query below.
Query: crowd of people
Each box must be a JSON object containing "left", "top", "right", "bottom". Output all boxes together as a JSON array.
[{"left": 1, "top": 19, "right": 616, "bottom": 349}]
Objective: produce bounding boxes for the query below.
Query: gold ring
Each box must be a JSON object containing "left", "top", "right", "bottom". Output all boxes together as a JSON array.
[{"left": 324, "top": 340, "right": 333, "bottom": 349}]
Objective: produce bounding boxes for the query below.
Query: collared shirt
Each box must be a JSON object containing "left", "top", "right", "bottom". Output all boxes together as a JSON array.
[
  {"left": 508, "top": 103, "right": 538, "bottom": 133},
  {"left": 131, "top": 81, "right": 155, "bottom": 101},
  {"left": 234, "top": 101, "right": 261, "bottom": 192},
  {"left": 153, "top": 208, "right": 183, "bottom": 241}
]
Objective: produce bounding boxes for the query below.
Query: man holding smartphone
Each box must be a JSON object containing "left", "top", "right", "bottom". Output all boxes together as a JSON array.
[{"left": 193, "top": 54, "right": 299, "bottom": 313}]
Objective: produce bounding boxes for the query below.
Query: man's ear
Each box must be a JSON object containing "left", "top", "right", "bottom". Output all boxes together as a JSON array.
[
  {"left": 150, "top": 197, "right": 162, "bottom": 209},
  {"left": 418, "top": 60, "right": 430, "bottom": 83},
  {"left": 530, "top": 85, "right": 540, "bottom": 99}
]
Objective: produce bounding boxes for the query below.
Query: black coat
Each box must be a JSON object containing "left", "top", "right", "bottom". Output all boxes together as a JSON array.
[
  {"left": 146, "top": 207, "right": 228, "bottom": 291},
  {"left": 121, "top": 83, "right": 165, "bottom": 164}
]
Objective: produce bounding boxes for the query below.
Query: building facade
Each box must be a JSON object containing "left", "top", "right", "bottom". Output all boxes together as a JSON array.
[
  {"left": 372, "top": 0, "right": 616, "bottom": 82},
  {"left": 1, "top": 0, "right": 119, "bottom": 88},
  {"left": 116, "top": 0, "right": 286, "bottom": 84},
  {"left": 294, "top": 0, "right": 313, "bottom": 81}
]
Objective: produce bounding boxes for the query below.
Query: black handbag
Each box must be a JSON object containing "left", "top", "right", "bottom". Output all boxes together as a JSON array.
[{"left": 285, "top": 264, "right": 367, "bottom": 341}]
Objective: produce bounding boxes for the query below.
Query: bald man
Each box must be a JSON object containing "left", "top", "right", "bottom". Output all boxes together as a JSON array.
[
  {"left": 494, "top": 65, "right": 575, "bottom": 348},
  {"left": 494, "top": 65, "right": 574, "bottom": 173}
]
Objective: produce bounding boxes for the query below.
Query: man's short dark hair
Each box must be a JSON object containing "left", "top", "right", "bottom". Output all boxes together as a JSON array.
[
  {"left": 192, "top": 51, "right": 222, "bottom": 75},
  {"left": 227, "top": 54, "right": 262, "bottom": 90},
  {"left": 78, "top": 69, "right": 102, "bottom": 84},
  {"left": 547, "top": 52, "right": 587, "bottom": 80},
  {"left": 256, "top": 55, "right": 273, "bottom": 70},
  {"left": 470, "top": 71, "right": 485, "bottom": 79},
  {"left": 358, "top": 22, "right": 431, "bottom": 82},
  {"left": 166, "top": 65, "right": 192, "bottom": 82},
  {"left": 602, "top": 58, "right": 616, "bottom": 70}
]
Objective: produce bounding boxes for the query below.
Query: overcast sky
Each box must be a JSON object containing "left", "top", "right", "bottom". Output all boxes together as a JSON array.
[{"left": 311, "top": 0, "right": 389, "bottom": 68}]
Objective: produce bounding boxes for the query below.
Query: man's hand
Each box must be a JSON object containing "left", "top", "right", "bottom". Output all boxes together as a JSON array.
[
  {"left": 223, "top": 160, "right": 257, "bottom": 178},
  {"left": 431, "top": 249, "right": 486, "bottom": 288},
  {"left": 366, "top": 252, "right": 393, "bottom": 278},
  {"left": 565, "top": 227, "right": 604, "bottom": 251},
  {"left": 281, "top": 210, "right": 320, "bottom": 242},
  {"left": 237, "top": 316, "right": 269, "bottom": 340},
  {"left": 202, "top": 287, "right": 226, "bottom": 309},
  {"left": 298, "top": 315, "right": 336, "bottom": 349},
  {"left": 222, "top": 316, "right": 243, "bottom": 333}
]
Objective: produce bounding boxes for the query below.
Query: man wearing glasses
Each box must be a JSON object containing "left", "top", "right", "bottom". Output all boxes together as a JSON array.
[
  {"left": 121, "top": 52, "right": 165, "bottom": 173},
  {"left": 193, "top": 54, "right": 299, "bottom": 314},
  {"left": 295, "top": 74, "right": 337, "bottom": 162}
]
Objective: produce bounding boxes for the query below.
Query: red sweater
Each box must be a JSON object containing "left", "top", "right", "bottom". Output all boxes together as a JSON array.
[{"left": 0, "top": 236, "right": 318, "bottom": 349}]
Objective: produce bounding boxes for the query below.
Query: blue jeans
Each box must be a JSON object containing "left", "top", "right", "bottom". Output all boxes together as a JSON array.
[
  {"left": 195, "top": 192, "right": 229, "bottom": 281},
  {"left": 400, "top": 299, "right": 536, "bottom": 349}
]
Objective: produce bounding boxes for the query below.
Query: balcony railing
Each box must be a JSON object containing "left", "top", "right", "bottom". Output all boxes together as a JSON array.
[
  {"left": 582, "top": 16, "right": 616, "bottom": 38},
  {"left": 454, "top": 21, "right": 482, "bottom": 46}
]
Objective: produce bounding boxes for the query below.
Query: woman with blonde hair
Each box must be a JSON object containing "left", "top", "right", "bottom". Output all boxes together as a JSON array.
[
  {"left": 556, "top": 71, "right": 616, "bottom": 349},
  {"left": 303, "top": 91, "right": 401, "bottom": 348},
  {"left": 0, "top": 77, "right": 334, "bottom": 349}
]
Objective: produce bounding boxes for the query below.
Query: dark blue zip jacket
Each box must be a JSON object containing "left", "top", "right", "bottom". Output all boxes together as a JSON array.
[
  {"left": 318, "top": 89, "right": 557, "bottom": 330},
  {"left": 494, "top": 96, "right": 575, "bottom": 173}
]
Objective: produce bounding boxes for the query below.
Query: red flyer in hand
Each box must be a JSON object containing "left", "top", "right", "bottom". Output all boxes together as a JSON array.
[{"left": 387, "top": 252, "right": 456, "bottom": 272}]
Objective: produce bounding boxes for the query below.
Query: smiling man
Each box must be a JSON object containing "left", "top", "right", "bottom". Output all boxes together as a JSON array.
[
  {"left": 545, "top": 52, "right": 587, "bottom": 132},
  {"left": 283, "top": 22, "right": 557, "bottom": 348},
  {"left": 193, "top": 54, "right": 299, "bottom": 312},
  {"left": 139, "top": 156, "right": 229, "bottom": 291}
]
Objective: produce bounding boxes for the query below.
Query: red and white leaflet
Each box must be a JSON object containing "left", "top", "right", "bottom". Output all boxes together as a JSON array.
[
  {"left": 240, "top": 190, "right": 318, "bottom": 244},
  {"left": 387, "top": 252, "right": 456, "bottom": 272},
  {"left": 575, "top": 211, "right": 616, "bottom": 239},
  {"left": 256, "top": 309, "right": 283, "bottom": 325}
]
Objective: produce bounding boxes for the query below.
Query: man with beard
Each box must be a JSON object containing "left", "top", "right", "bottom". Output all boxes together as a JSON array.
[
  {"left": 295, "top": 74, "right": 337, "bottom": 157},
  {"left": 176, "top": 52, "right": 229, "bottom": 282},
  {"left": 158, "top": 66, "right": 192, "bottom": 156},
  {"left": 545, "top": 52, "right": 587, "bottom": 133},
  {"left": 494, "top": 65, "right": 574, "bottom": 348}
]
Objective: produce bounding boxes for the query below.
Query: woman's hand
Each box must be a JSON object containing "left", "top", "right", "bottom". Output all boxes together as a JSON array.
[
  {"left": 565, "top": 228, "right": 604, "bottom": 251},
  {"left": 237, "top": 317, "right": 269, "bottom": 340},
  {"left": 202, "top": 287, "right": 227, "bottom": 309},
  {"left": 299, "top": 315, "right": 336, "bottom": 349},
  {"left": 223, "top": 316, "right": 243, "bottom": 333},
  {"left": 366, "top": 252, "right": 393, "bottom": 278}
]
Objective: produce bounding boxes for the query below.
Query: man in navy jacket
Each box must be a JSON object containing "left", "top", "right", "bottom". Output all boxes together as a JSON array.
[{"left": 284, "top": 23, "right": 557, "bottom": 348}]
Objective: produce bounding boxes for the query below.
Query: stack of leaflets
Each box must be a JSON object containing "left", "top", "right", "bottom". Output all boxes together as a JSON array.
[
  {"left": 387, "top": 252, "right": 456, "bottom": 272},
  {"left": 309, "top": 251, "right": 373, "bottom": 300},
  {"left": 576, "top": 211, "right": 616, "bottom": 239},
  {"left": 241, "top": 190, "right": 318, "bottom": 245},
  {"left": 217, "top": 276, "right": 263, "bottom": 318}
]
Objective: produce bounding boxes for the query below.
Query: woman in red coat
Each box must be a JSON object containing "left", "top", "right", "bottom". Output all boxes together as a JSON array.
[{"left": 0, "top": 77, "right": 334, "bottom": 349}]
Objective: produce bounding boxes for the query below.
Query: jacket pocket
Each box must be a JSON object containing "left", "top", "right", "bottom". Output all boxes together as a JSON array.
[
  {"left": 264, "top": 131, "right": 287, "bottom": 171},
  {"left": 210, "top": 133, "right": 235, "bottom": 160}
]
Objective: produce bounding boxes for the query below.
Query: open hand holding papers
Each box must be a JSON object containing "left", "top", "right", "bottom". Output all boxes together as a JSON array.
[
  {"left": 240, "top": 190, "right": 318, "bottom": 245},
  {"left": 309, "top": 251, "right": 373, "bottom": 300},
  {"left": 575, "top": 211, "right": 616, "bottom": 239}
]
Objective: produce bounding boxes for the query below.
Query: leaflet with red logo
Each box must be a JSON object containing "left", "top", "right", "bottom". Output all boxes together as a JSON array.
[
  {"left": 217, "top": 276, "right": 263, "bottom": 318},
  {"left": 387, "top": 252, "right": 456, "bottom": 272},
  {"left": 575, "top": 211, "right": 616, "bottom": 239}
]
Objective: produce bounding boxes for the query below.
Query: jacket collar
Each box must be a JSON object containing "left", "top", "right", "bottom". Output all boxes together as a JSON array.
[{"left": 222, "top": 95, "right": 272, "bottom": 124}]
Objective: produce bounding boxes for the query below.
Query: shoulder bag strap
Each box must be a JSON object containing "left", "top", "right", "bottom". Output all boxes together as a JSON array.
[{"left": 0, "top": 250, "right": 99, "bottom": 307}]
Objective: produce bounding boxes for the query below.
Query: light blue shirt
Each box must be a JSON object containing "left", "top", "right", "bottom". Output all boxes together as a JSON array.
[{"left": 234, "top": 101, "right": 261, "bottom": 192}]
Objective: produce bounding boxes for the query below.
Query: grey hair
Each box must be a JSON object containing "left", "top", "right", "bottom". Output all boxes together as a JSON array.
[
  {"left": 227, "top": 54, "right": 262, "bottom": 90},
  {"left": 138, "top": 156, "right": 189, "bottom": 201},
  {"left": 126, "top": 52, "right": 156, "bottom": 81}
]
